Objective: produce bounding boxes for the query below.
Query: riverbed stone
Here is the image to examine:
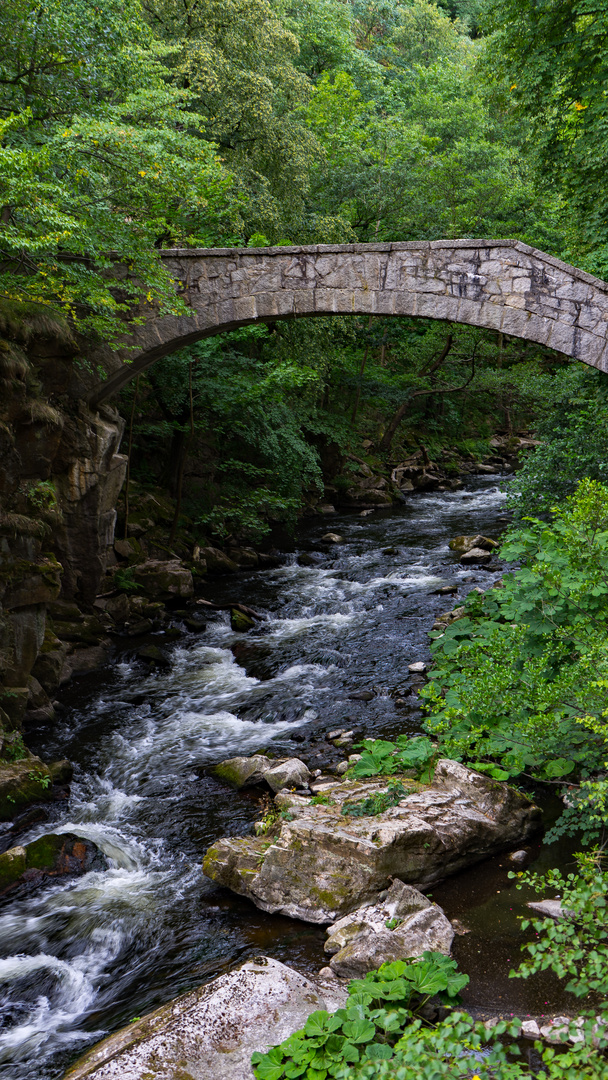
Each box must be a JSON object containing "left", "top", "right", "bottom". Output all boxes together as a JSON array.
[
  {"left": 324, "top": 878, "right": 454, "bottom": 977},
  {"left": 203, "top": 759, "right": 541, "bottom": 923},
  {"left": 210, "top": 754, "right": 311, "bottom": 791},
  {"left": 131, "top": 559, "right": 194, "bottom": 599},
  {"left": 527, "top": 899, "right": 564, "bottom": 919},
  {"left": 264, "top": 758, "right": 312, "bottom": 792},
  {"left": 460, "top": 547, "right": 492, "bottom": 565},
  {"left": 210, "top": 754, "right": 277, "bottom": 788},
  {"left": 0, "top": 832, "right": 105, "bottom": 896},
  {"left": 62, "top": 956, "right": 348, "bottom": 1080},
  {"left": 449, "top": 535, "right": 498, "bottom": 553}
]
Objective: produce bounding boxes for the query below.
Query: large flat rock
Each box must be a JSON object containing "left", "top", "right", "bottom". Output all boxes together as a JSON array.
[
  {"left": 203, "top": 759, "right": 540, "bottom": 923},
  {"left": 63, "top": 956, "right": 347, "bottom": 1080}
]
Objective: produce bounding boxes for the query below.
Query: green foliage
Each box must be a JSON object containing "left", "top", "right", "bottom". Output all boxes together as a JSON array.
[
  {"left": 0, "top": 0, "right": 241, "bottom": 340},
  {"left": 511, "top": 852, "right": 608, "bottom": 1005},
  {"left": 113, "top": 568, "right": 143, "bottom": 594},
  {"left": 508, "top": 368, "right": 608, "bottom": 519},
  {"left": 0, "top": 732, "right": 27, "bottom": 763},
  {"left": 482, "top": 0, "right": 608, "bottom": 272},
  {"left": 342, "top": 779, "right": 408, "bottom": 818},
  {"left": 251, "top": 953, "right": 469, "bottom": 1080},
  {"left": 28, "top": 768, "right": 51, "bottom": 790},
  {"left": 349, "top": 737, "right": 436, "bottom": 781},
  {"left": 422, "top": 480, "right": 608, "bottom": 800},
  {"left": 139, "top": 0, "right": 333, "bottom": 242}
]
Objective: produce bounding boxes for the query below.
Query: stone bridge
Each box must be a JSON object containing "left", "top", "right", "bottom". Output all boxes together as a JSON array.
[{"left": 90, "top": 238, "right": 608, "bottom": 406}]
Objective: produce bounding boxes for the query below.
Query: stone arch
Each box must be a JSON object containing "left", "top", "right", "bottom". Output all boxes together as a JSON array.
[{"left": 89, "top": 239, "right": 608, "bottom": 407}]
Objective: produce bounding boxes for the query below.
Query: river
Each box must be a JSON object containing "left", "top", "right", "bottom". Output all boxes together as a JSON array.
[{"left": 0, "top": 478, "right": 571, "bottom": 1079}]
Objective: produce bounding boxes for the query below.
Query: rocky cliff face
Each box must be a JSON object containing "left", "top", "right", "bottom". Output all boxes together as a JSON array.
[{"left": 0, "top": 303, "right": 126, "bottom": 737}]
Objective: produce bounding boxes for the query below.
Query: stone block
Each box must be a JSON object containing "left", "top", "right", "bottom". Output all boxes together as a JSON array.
[
  {"left": 547, "top": 322, "right": 576, "bottom": 354},
  {"left": 414, "top": 294, "right": 458, "bottom": 321},
  {"left": 254, "top": 292, "right": 280, "bottom": 319},
  {"left": 292, "top": 290, "right": 316, "bottom": 314}
]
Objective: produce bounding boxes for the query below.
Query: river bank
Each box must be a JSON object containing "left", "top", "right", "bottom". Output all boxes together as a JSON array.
[{"left": 0, "top": 477, "right": 575, "bottom": 1080}]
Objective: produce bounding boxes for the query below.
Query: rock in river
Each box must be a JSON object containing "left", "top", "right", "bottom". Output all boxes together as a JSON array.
[
  {"left": 203, "top": 759, "right": 540, "bottom": 923},
  {"left": 131, "top": 559, "right": 194, "bottom": 599},
  {"left": 324, "top": 878, "right": 454, "bottom": 977},
  {"left": 0, "top": 832, "right": 105, "bottom": 898},
  {"left": 210, "top": 754, "right": 311, "bottom": 792},
  {"left": 62, "top": 956, "right": 347, "bottom": 1080}
]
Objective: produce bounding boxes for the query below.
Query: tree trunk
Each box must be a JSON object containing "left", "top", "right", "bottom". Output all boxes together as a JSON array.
[
  {"left": 123, "top": 376, "right": 140, "bottom": 539},
  {"left": 169, "top": 362, "right": 195, "bottom": 546}
]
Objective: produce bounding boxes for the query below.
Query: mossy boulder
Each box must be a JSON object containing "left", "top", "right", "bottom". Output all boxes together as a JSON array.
[
  {"left": 51, "top": 615, "right": 106, "bottom": 645},
  {"left": 0, "top": 832, "right": 105, "bottom": 897},
  {"left": 230, "top": 608, "right": 254, "bottom": 632},
  {"left": 210, "top": 755, "right": 310, "bottom": 792},
  {"left": 0, "top": 755, "right": 54, "bottom": 821},
  {"left": 324, "top": 879, "right": 454, "bottom": 977},
  {"left": 449, "top": 534, "right": 498, "bottom": 553},
  {"left": 1, "top": 555, "right": 62, "bottom": 609}
]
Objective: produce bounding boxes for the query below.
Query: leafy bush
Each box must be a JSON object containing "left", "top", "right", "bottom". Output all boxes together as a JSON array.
[
  {"left": 511, "top": 851, "right": 608, "bottom": 1005},
  {"left": 507, "top": 358, "right": 608, "bottom": 521},
  {"left": 421, "top": 480, "right": 608, "bottom": 802},
  {"left": 251, "top": 953, "right": 469, "bottom": 1080}
]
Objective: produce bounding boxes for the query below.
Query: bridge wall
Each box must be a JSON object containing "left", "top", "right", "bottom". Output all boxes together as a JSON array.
[{"left": 90, "top": 239, "right": 608, "bottom": 404}]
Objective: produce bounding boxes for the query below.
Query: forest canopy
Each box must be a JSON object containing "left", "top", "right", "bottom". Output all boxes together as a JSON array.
[{"left": 0, "top": 0, "right": 580, "bottom": 337}]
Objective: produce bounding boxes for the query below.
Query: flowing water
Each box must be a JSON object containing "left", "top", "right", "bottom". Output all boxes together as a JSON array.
[{"left": 0, "top": 480, "right": 572, "bottom": 1079}]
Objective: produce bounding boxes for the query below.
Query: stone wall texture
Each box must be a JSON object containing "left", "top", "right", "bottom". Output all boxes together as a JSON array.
[{"left": 91, "top": 239, "right": 608, "bottom": 404}]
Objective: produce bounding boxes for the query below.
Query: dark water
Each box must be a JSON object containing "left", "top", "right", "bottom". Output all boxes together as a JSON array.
[{"left": 0, "top": 480, "right": 574, "bottom": 1078}]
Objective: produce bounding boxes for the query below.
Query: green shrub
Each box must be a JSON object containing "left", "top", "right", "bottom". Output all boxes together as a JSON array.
[{"left": 421, "top": 480, "right": 608, "bottom": 813}]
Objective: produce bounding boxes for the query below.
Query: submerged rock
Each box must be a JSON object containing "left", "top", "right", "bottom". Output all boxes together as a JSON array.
[
  {"left": 136, "top": 644, "right": 171, "bottom": 670},
  {"left": 62, "top": 956, "right": 347, "bottom": 1080},
  {"left": 0, "top": 832, "right": 105, "bottom": 897},
  {"left": 203, "top": 759, "right": 540, "bottom": 924},
  {"left": 324, "top": 878, "right": 454, "bottom": 977}
]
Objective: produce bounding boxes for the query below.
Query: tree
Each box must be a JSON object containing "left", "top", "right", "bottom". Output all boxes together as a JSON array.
[
  {"left": 0, "top": 0, "right": 241, "bottom": 341},
  {"left": 482, "top": 0, "right": 608, "bottom": 273},
  {"left": 140, "top": 0, "right": 330, "bottom": 241}
]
